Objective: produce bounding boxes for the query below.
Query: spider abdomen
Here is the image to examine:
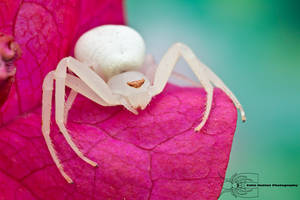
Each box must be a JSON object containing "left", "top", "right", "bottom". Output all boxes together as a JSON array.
[{"left": 74, "top": 25, "right": 146, "bottom": 80}]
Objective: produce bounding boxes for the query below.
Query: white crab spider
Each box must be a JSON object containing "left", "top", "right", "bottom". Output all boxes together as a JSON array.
[{"left": 42, "top": 25, "right": 246, "bottom": 183}]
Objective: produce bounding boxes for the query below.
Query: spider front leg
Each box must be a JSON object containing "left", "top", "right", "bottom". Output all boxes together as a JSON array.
[
  {"left": 54, "top": 59, "right": 99, "bottom": 175},
  {"left": 42, "top": 71, "right": 73, "bottom": 183},
  {"left": 63, "top": 63, "right": 110, "bottom": 124},
  {"left": 63, "top": 65, "right": 138, "bottom": 124},
  {"left": 151, "top": 42, "right": 246, "bottom": 131},
  {"left": 150, "top": 43, "right": 214, "bottom": 132},
  {"left": 42, "top": 70, "right": 118, "bottom": 183},
  {"left": 64, "top": 89, "right": 78, "bottom": 124},
  {"left": 195, "top": 59, "right": 246, "bottom": 121},
  {"left": 53, "top": 57, "right": 137, "bottom": 180},
  {"left": 63, "top": 73, "right": 118, "bottom": 124},
  {"left": 47, "top": 57, "right": 117, "bottom": 183}
]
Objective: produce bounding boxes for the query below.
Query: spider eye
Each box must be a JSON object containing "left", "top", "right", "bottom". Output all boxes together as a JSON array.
[{"left": 127, "top": 78, "right": 145, "bottom": 88}]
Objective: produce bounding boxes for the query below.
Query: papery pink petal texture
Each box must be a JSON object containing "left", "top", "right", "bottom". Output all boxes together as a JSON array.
[
  {"left": 0, "top": 1, "right": 238, "bottom": 199},
  {"left": 0, "top": 84, "right": 237, "bottom": 199},
  {"left": 0, "top": 0, "right": 125, "bottom": 124}
]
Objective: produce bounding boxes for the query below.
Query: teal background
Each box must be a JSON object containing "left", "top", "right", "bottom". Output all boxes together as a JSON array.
[{"left": 126, "top": 0, "right": 300, "bottom": 199}]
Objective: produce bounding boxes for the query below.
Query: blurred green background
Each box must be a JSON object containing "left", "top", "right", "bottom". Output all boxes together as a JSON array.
[{"left": 126, "top": 0, "right": 300, "bottom": 199}]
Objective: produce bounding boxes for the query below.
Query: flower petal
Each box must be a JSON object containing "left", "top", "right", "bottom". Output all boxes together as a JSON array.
[
  {"left": 0, "top": 84, "right": 237, "bottom": 199},
  {"left": 0, "top": 0, "right": 125, "bottom": 125}
]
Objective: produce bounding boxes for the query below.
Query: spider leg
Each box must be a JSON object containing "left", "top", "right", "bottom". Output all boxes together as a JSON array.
[
  {"left": 42, "top": 71, "right": 73, "bottom": 183},
  {"left": 42, "top": 71, "right": 118, "bottom": 183},
  {"left": 150, "top": 43, "right": 214, "bottom": 132},
  {"left": 64, "top": 74, "right": 115, "bottom": 125},
  {"left": 171, "top": 71, "right": 202, "bottom": 87},
  {"left": 54, "top": 57, "right": 137, "bottom": 174},
  {"left": 64, "top": 63, "right": 107, "bottom": 123},
  {"left": 170, "top": 71, "right": 245, "bottom": 121},
  {"left": 63, "top": 87, "right": 111, "bottom": 125},
  {"left": 141, "top": 54, "right": 201, "bottom": 87},
  {"left": 63, "top": 62, "right": 130, "bottom": 124},
  {"left": 141, "top": 54, "right": 157, "bottom": 84},
  {"left": 56, "top": 57, "right": 120, "bottom": 104},
  {"left": 64, "top": 88, "right": 108, "bottom": 128},
  {"left": 195, "top": 59, "right": 246, "bottom": 121},
  {"left": 151, "top": 43, "right": 246, "bottom": 131},
  {"left": 60, "top": 57, "right": 137, "bottom": 114},
  {"left": 64, "top": 89, "right": 78, "bottom": 124},
  {"left": 54, "top": 58, "right": 104, "bottom": 174}
]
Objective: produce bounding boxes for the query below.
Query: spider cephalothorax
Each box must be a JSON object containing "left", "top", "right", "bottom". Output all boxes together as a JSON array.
[
  {"left": 107, "top": 71, "right": 152, "bottom": 111},
  {"left": 42, "top": 25, "right": 246, "bottom": 183}
]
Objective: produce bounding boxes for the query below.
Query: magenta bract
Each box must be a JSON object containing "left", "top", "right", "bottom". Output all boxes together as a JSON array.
[
  {"left": 0, "top": 0, "right": 125, "bottom": 124},
  {"left": 0, "top": 1, "right": 237, "bottom": 199}
]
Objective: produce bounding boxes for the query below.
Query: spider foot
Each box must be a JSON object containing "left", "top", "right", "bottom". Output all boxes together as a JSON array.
[
  {"left": 194, "top": 123, "right": 205, "bottom": 132},
  {"left": 194, "top": 120, "right": 206, "bottom": 132},
  {"left": 59, "top": 168, "right": 74, "bottom": 184},
  {"left": 194, "top": 127, "right": 200, "bottom": 132},
  {"left": 241, "top": 111, "right": 246, "bottom": 122},
  {"left": 237, "top": 105, "right": 246, "bottom": 122},
  {"left": 66, "top": 176, "right": 74, "bottom": 184},
  {"left": 82, "top": 156, "right": 98, "bottom": 168}
]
